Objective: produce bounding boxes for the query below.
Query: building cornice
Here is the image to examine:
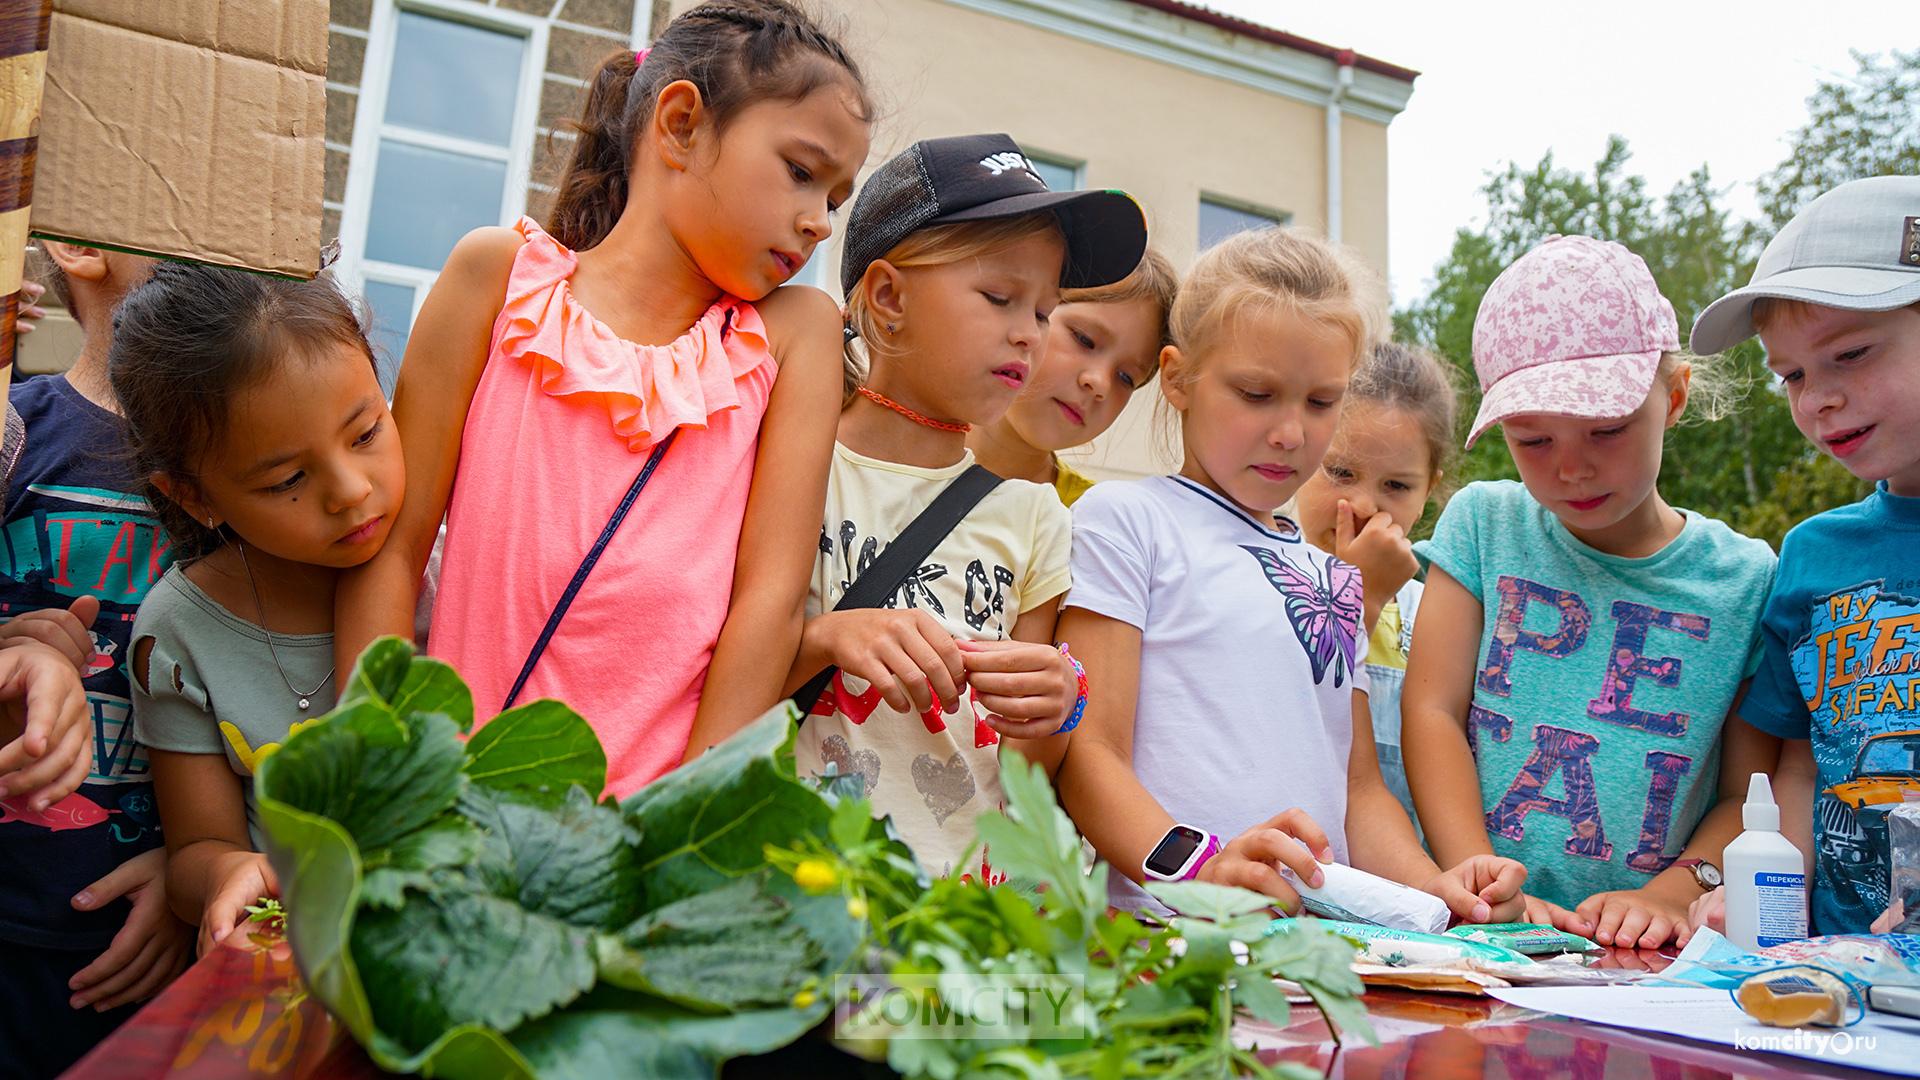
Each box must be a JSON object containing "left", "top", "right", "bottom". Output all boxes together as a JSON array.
[{"left": 940, "top": 0, "right": 1417, "bottom": 124}]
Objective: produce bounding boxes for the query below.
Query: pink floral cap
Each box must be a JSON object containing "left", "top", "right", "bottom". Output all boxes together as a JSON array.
[{"left": 1465, "top": 235, "right": 1679, "bottom": 448}]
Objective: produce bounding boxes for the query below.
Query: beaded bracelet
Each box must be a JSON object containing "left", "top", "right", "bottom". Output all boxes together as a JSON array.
[{"left": 1055, "top": 643, "right": 1088, "bottom": 735}]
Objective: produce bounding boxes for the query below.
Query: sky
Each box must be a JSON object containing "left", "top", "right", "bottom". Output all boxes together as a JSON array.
[{"left": 1200, "top": 0, "right": 1908, "bottom": 306}]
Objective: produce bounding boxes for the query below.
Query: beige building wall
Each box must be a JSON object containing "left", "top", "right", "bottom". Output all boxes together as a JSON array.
[{"left": 664, "top": 0, "right": 1407, "bottom": 479}]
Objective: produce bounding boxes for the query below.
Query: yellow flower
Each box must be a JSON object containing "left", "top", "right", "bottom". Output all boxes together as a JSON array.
[
  {"left": 793, "top": 859, "right": 839, "bottom": 894},
  {"left": 846, "top": 895, "right": 869, "bottom": 920},
  {"left": 792, "top": 988, "right": 818, "bottom": 1009}
]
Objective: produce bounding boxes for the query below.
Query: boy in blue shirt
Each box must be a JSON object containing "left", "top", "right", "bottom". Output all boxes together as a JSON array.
[{"left": 1689, "top": 175, "right": 1920, "bottom": 935}]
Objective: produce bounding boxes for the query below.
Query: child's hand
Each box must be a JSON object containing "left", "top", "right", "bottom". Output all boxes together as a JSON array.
[
  {"left": 958, "top": 639, "right": 1077, "bottom": 738},
  {"left": 1682, "top": 885, "right": 1725, "bottom": 945},
  {"left": 1334, "top": 501, "right": 1417, "bottom": 609},
  {"left": 805, "top": 609, "right": 966, "bottom": 714},
  {"left": 1573, "top": 881, "right": 1695, "bottom": 949},
  {"left": 1521, "top": 891, "right": 1582, "bottom": 932},
  {"left": 0, "top": 642, "right": 94, "bottom": 809},
  {"left": 0, "top": 596, "right": 101, "bottom": 674},
  {"left": 1424, "top": 854, "right": 1528, "bottom": 924},
  {"left": 200, "top": 851, "right": 280, "bottom": 957},
  {"left": 1195, "top": 808, "right": 1336, "bottom": 913},
  {"left": 67, "top": 848, "right": 192, "bottom": 1011}
]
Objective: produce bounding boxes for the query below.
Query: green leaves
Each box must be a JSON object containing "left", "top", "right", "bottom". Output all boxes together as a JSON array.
[{"left": 258, "top": 639, "right": 859, "bottom": 1080}]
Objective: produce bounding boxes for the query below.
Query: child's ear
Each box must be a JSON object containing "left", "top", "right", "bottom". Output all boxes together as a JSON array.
[
  {"left": 651, "top": 79, "right": 706, "bottom": 170},
  {"left": 864, "top": 260, "right": 908, "bottom": 330},
  {"left": 150, "top": 472, "right": 215, "bottom": 530},
  {"left": 42, "top": 241, "right": 108, "bottom": 283},
  {"left": 1664, "top": 363, "right": 1692, "bottom": 428},
  {"left": 1159, "top": 345, "right": 1192, "bottom": 411}
]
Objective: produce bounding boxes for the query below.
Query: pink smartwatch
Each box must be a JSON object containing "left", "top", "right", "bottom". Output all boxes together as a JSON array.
[{"left": 1143, "top": 824, "right": 1222, "bottom": 882}]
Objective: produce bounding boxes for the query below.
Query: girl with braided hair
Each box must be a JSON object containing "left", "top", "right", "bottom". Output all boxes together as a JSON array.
[{"left": 335, "top": 0, "right": 873, "bottom": 795}]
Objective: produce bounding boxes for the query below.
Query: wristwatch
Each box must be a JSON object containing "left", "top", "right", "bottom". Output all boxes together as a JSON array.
[
  {"left": 1143, "top": 825, "right": 1222, "bottom": 882},
  {"left": 1672, "top": 858, "right": 1723, "bottom": 890}
]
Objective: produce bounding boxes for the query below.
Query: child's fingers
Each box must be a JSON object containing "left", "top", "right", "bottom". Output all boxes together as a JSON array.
[
  {"left": 973, "top": 689, "right": 1062, "bottom": 720},
  {"left": 3, "top": 720, "right": 87, "bottom": 809},
  {"left": 1611, "top": 906, "right": 1653, "bottom": 949},
  {"left": 1592, "top": 900, "right": 1631, "bottom": 946},
  {"left": 1201, "top": 854, "right": 1301, "bottom": 913},
  {"left": 68, "top": 595, "right": 101, "bottom": 631},
  {"left": 0, "top": 617, "right": 90, "bottom": 670},
  {"left": 74, "top": 933, "right": 162, "bottom": 1009},
  {"left": 68, "top": 919, "right": 143, "bottom": 998},
  {"left": 1263, "top": 808, "right": 1334, "bottom": 864},
  {"left": 1638, "top": 914, "right": 1676, "bottom": 950},
  {"left": 1473, "top": 857, "right": 1527, "bottom": 904},
  {"left": 93, "top": 935, "right": 186, "bottom": 1011},
  {"left": 1234, "top": 826, "right": 1324, "bottom": 889},
  {"left": 898, "top": 632, "right": 963, "bottom": 711},
  {"left": 1335, "top": 500, "right": 1356, "bottom": 554},
  {"left": 967, "top": 669, "right": 1063, "bottom": 700},
  {"left": 1428, "top": 873, "right": 1493, "bottom": 924},
  {"left": 72, "top": 852, "right": 149, "bottom": 910},
  {"left": 957, "top": 639, "right": 1053, "bottom": 672},
  {"left": 983, "top": 713, "right": 1062, "bottom": 739},
  {"left": 841, "top": 651, "right": 916, "bottom": 713}
]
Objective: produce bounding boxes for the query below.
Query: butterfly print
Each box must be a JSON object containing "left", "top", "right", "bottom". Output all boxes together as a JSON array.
[{"left": 1241, "top": 546, "right": 1363, "bottom": 687}]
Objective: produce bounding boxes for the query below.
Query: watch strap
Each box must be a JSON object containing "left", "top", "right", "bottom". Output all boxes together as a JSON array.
[{"left": 1180, "top": 832, "right": 1223, "bottom": 881}]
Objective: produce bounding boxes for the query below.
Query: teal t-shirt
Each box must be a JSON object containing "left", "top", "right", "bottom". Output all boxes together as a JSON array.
[{"left": 1417, "top": 481, "right": 1776, "bottom": 906}]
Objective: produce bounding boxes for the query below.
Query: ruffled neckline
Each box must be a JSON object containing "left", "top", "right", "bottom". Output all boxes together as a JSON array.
[{"left": 491, "top": 217, "right": 771, "bottom": 452}]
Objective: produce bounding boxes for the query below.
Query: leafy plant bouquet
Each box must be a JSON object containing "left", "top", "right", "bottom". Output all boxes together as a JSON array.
[{"left": 257, "top": 639, "right": 1371, "bottom": 1079}]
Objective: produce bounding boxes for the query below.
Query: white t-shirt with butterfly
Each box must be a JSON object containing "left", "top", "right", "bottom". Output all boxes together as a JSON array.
[{"left": 1064, "top": 475, "right": 1369, "bottom": 914}]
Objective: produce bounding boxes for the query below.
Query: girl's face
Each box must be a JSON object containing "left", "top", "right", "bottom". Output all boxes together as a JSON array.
[
  {"left": 669, "top": 79, "right": 869, "bottom": 301},
  {"left": 889, "top": 229, "right": 1067, "bottom": 426},
  {"left": 1294, "top": 401, "right": 1436, "bottom": 550},
  {"left": 1761, "top": 301, "right": 1920, "bottom": 496},
  {"left": 1166, "top": 305, "right": 1354, "bottom": 519},
  {"left": 1500, "top": 372, "right": 1685, "bottom": 538},
  {"left": 1005, "top": 295, "right": 1160, "bottom": 452},
  {"left": 185, "top": 343, "right": 405, "bottom": 569}
]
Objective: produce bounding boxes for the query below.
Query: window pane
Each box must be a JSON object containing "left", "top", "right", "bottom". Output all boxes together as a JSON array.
[
  {"left": 363, "top": 279, "right": 415, "bottom": 395},
  {"left": 1199, "top": 198, "right": 1281, "bottom": 250},
  {"left": 1030, "top": 156, "right": 1079, "bottom": 192},
  {"left": 385, "top": 12, "right": 526, "bottom": 146},
  {"left": 364, "top": 142, "right": 507, "bottom": 270}
]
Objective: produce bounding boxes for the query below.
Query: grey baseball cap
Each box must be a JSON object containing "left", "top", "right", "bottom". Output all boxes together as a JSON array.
[
  {"left": 1690, "top": 175, "right": 1920, "bottom": 354},
  {"left": 838, "top": 133, "right": 1147, "bottom": 296}
]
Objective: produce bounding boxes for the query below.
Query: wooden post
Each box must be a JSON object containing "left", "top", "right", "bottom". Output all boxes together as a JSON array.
[{"left": 0, "top": 0, "right": 50, "bottom": 388}]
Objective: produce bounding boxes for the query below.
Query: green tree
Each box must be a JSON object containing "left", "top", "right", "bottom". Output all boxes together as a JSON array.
[{"left": 1757, "top": 48, "right": 1920, "bottom": 227}]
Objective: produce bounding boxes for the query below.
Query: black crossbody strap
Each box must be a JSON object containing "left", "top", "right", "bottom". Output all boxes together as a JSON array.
[
  {"left": 503, "top": 429, "right": 679, "bottom": 711},
  {"left": 792, "top": 464, "right": 1002, "bottom": 716}
]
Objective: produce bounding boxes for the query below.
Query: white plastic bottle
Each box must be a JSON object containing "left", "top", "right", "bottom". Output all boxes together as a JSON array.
[{"left": 1723, "top": 772, "right": 1809, "bottom": 950}]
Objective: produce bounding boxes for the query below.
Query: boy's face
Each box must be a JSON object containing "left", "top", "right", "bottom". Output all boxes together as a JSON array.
[{"left": 1761, "top": 302, "right": 1920, "bottom": 497}]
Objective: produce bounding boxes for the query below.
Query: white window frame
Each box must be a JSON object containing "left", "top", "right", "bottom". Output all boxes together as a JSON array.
[
  {"left": 338, "top": 0, "right": 551, "bottom": 329},
  {"left": 1197, "top": 192, "right": 1290, "bottom": 249},
  {"left": 1026, "top": 149, "right": 1085, "bottom": 191}
]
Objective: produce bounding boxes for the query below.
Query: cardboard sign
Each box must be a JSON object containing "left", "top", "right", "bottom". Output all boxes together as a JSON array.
[{"left": 31, "top": 0, "right": 327, "bottom": 278}]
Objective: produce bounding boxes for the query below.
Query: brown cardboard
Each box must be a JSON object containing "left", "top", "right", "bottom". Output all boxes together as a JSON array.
[{"left": 30, "top": 0, "right": 328, "bottom": 278}]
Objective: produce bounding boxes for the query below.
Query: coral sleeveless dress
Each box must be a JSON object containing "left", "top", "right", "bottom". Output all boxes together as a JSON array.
[{"left": 430, "top": 218, "right": 776, "bottom": 796}]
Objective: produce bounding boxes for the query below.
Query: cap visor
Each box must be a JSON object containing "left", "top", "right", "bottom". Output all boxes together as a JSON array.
[
  {"left": 1690, "top": 265, "right": 1920, "bottom": 354},
  {"left": 932, "top": 188, "right": 1148, "bottom": 288},
  {"left": 1465, "top": 350, "right": 1661, "bottom": 449}
]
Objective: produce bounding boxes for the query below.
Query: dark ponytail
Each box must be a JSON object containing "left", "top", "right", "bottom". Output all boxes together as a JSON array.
[{"left": 547, "top": 0, "right": 870, "bottom": 252}]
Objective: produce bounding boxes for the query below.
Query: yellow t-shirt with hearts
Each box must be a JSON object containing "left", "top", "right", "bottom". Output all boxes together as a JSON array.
[{"left": 794, "top": 442, "right": 1071, "bottom": 879}]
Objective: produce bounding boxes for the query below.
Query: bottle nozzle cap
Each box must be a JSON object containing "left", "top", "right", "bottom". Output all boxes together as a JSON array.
[{"left": 1744, "top": 771, "right": 1780, "bottom": 831}]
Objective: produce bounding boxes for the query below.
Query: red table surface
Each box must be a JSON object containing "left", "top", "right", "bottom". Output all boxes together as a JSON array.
[{"left": 63, "top": 940, "right": 1891, "bottom": 1079}]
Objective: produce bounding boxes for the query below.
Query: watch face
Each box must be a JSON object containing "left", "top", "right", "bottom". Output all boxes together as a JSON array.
[
  {"left": 1700, "top": 862, "right": 1723, "bottom": 888},
  {"left": 1145, "top": 825, "right": 1206, "bottom": 877}
]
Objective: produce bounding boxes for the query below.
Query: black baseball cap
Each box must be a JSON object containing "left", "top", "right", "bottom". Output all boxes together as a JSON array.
[{"left": 839, "top": 133, "right": 1148, "bottom": 296}]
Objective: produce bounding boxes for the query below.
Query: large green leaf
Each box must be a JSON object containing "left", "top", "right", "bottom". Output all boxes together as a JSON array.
[
  {"left": 461, "top": 784, "right": 642, "bottom": 930},
  {"left": 464, "top": 700, "right": 606, "bottom": 805},
  {"left": 260, "top": 699, "right": 466, "bottom": 851},
  {"left": 340, "top": 636, "right": 415, "bottom": 706},
  {"left": 361, "top": 817, "right": 486, "bottom": 910},
  {"left": 352, "top": 888, "right": 599, "bottom": 1055},
  {"left": 622, "top": 705, "right": 830, "bottom": 906},
  {"left": 594, "top": 875, "right": 819, "bottom": 1012},
  {"left": 509, "top": 986, "right": 828, "bottom": 1080}
]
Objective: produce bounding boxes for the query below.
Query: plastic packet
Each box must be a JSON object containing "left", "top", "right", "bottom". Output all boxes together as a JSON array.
[
  {"left": 1446, "top": 922, "right": 1602, "bottom": 956},
  {"left": 1281, "top": 861, "right": 1451, "bottom": 934},
  {"left": 1268, "top": 917, "right": 1530, "bottom": 966},
  {"left": 1734, "top": 965, "right": 1865, "bottom": 1027},
  {"left": 1657, "top": 928, "right": 1920, "bottom": 993}
]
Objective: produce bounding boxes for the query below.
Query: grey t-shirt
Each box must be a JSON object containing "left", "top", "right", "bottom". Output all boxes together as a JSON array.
[{"left": 130, "top": 565, "right": 336, "bottom": 849}]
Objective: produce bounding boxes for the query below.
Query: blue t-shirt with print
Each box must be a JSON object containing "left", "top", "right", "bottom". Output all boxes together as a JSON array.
[
  {"left": 1417, "top": 481, "right": 1775, "bottom": 907},
  {"left": 1741, "top": 484, "right": 1920, "bottom": 935},
  {"left": 0, "top": 376, "right": 171, "bottom": 950}
]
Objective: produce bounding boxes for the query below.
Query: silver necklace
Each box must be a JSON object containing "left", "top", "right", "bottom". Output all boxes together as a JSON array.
[{"left": 233, "top": 538, "right": 335, "bottom": 710}]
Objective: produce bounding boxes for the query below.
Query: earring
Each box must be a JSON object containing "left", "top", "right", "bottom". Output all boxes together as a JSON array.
[{"left": 886, "top": 322, "right": 897, "bottom": 333}]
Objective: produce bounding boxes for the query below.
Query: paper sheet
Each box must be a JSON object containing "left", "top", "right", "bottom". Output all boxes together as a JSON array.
[{"left": 1489, "top": 985, "right": 1920, "bottom": 1076}]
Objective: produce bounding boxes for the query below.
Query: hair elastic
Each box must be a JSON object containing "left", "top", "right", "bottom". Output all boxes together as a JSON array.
[
  {"left": 634, "top": 47, "right": 651, "bottom": 66},
  {"left": 1055, "top": 644, "right": 1088, "bottom": 735}
]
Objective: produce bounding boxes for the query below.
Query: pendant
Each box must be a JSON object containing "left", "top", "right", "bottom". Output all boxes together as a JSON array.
[{"left": 298, "top": 697, "right": 310, "bottom": 710}]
